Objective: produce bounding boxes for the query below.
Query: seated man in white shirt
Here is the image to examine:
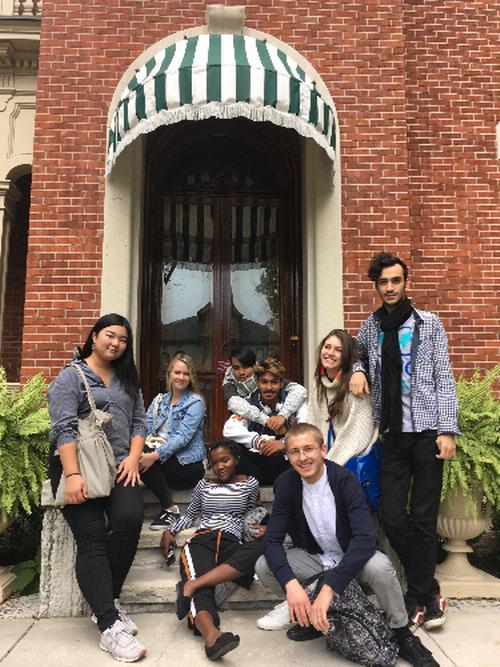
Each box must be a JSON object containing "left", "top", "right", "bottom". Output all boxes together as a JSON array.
[
  {"left": 255, "top": 423, "right": 439, "bottom": 667},
  {"left": 223, "top": 357, "right": 307, "bottom": 485}
]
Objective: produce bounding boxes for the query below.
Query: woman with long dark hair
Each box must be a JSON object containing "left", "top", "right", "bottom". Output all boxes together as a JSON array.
[
  {"left": 306, "top": 329, "right": 378, "bottom": 464},
  {"left": 48, "top": 313, "right": 147, "bottom": 662}
]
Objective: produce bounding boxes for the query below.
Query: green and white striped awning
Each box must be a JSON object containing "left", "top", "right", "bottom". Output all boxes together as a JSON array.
[{"left": 106, "top": 34, "right": 336, "bottom": 175}]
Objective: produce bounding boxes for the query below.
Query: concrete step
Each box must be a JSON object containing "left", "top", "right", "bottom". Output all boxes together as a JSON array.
[
  {"left": 121, "top": 565, "right": 281, "bottom": 613},
  {"left": 143, "top": 485, "right": 275, "bottom": 508},
  {"left": 124, "top": 485, "right": 277, "bottom": 612}
]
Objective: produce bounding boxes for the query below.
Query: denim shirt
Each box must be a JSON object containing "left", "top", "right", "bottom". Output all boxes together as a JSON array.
[
  {"left": 354, "top": 307, "right": 459, "bottom": 435},
  {"left": 146, "top": 391, "right": 205, "bottom": 465},
  {"left": 48, "top": 361, "right": 147, "bottom": 466}
]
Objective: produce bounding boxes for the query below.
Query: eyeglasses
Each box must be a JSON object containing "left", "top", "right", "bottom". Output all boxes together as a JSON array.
[{"left": 286, "top": 445, "right": 321, "bottom": 459}]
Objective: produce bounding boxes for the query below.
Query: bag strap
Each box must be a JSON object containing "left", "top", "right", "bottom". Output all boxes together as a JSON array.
[
  {"left": 72, "top": 363, "right": 98, "bottom": 413},
  {"left": 152, "top": 393, "right": 163, "bottom": 423}
]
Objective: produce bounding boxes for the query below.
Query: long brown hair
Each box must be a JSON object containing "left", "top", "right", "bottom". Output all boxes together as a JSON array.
[
  {"left": 314, "top": 329, "right": 358, "bottom": 420},
  {"left": 166, "top": 353, "right": 202, "bottom": 396}
]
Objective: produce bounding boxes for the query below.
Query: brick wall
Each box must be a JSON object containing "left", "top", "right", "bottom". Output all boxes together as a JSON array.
[
  {"left": 401, "top": 0, "right": 500, "bottom": 372},
  {"left": 20, "top": 0, "right": 499, "bottom": 382}
]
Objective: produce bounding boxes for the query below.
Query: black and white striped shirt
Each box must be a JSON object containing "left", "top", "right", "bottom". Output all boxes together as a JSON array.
[{"left": 170, "top": 476, "right": 260, "bottom": 541}]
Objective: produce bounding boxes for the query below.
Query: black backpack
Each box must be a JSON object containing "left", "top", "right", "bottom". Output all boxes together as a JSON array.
[{"left": 310, "top": 577, "right": 398, "bottom": 667}]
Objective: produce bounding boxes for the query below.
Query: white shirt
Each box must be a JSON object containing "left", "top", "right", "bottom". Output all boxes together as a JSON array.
[{"left": 302, "top": 464, "right": 344, "bottom": 568}]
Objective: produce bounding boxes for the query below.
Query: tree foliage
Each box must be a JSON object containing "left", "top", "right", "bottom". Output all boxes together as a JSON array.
[
  {"left": 442, "top": 366, "right": 500, "bottom": 513},
  {"left": 0, "top": 368, "right": 50, "bottom": 523}
]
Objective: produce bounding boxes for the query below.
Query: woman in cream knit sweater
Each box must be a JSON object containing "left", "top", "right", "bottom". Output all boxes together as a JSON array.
[{"left": 306, "top": 329, "right": 378, "bottom": 465}]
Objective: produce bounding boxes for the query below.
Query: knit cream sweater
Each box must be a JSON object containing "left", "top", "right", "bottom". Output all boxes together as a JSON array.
[{"left": 306, "top": 375, "right": 378, "bottom": 465}]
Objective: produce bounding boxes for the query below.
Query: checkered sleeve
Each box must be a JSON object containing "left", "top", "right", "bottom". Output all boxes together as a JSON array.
[{"left": 430, "top": 316, "right": 459, "bottom": 435}]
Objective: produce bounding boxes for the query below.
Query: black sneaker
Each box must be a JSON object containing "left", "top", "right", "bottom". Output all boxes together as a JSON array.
[
  {"left": 405, "top": 595, "right": 426, "bottom": 633},
  {"left": 286, "top": 624, "right": 323, "bottom": 642},
  {"left": 423, "top": 591, "right": 447, "bottom": 630},
  {"left": 398, "top": 634, "right": 440, "bottom": 667},
  {"left": 149, "top": 507, "right": 180, "bottom": 531}
]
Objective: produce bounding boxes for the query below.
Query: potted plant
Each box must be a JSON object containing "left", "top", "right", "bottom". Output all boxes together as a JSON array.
[
  {"left": 0, "top": 367, "right": 50, "bottom": 602},
  {"left": 437, "top": 365, "right": 500, "bottom": 597}
]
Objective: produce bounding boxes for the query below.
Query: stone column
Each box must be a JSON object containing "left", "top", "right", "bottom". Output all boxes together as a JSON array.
[{"left": 38, "top": 481, "right": 88, "bottom": 617}]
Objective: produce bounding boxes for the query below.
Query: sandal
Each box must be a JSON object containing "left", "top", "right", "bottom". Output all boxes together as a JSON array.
[
  {"left": 175, "top": 581, "right": 191, "bottom": 620},
  {"left": 205, "top": 632, "right": 240, "bottom": 661}
]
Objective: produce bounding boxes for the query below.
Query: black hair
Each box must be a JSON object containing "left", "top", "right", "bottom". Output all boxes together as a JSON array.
[
  {"left": 79, "top": 313, "right": 140, "bottom": 398},
  {"left": 368, "top": 252, "right": 408, "bottom": 283},
  {"left": 229, "top": 347, "right": 256, "bottom": 368},
  {"left": 207, "top": 439, "right": 241, "bottom": 462}
]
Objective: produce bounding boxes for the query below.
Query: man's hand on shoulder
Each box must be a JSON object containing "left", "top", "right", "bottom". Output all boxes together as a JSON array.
[
  {"left": 349, "top": 371, "right": 369, "bottom": 397},
  {"left": 436, "top": 434, "right": 456, "bottom": 460},
  {"left": 259, "top": 439, "right": 285, "bottom": 457},
  {"left": 285, "top": 579, "right": 312, "bottom": 627},
  {"left": 310, "top": 583, "right": 334, "bottom": 632}
]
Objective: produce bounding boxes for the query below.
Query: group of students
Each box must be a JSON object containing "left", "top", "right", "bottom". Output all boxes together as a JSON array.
[{"left": 47, "top": 251, "right": 458, "bottom": 666}]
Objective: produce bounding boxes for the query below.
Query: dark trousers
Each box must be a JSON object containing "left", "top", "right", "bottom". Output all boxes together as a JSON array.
[
  {"left": 237, "top": 448, "right": 290, "bottom": 486},
  {"left": 49, "top": 458, "right": 143, "bottom": 632},
  {"left": 140, "top": 452, "right": 204, "bottom": 508},
  {"left": 179, "top": 530, "right": 263, "bottom": 629},
  {"left": 379, "top": 430, "right": 443, "bottom": 602}
]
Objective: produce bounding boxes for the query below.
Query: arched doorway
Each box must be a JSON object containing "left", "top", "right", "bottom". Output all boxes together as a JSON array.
[{"left": 141, "top": 118, "right": 302, "bottom": 439}]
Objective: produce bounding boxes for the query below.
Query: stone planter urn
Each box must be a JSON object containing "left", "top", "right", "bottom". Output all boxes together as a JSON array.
[
  {"left": 437, "top": 486, "right": 500, "bottom": 597},
  {"left": 0, "top": 518, "right": 16, "bottom": 603}
]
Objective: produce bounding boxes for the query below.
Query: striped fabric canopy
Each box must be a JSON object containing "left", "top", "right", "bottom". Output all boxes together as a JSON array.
[{"left": 106, "top": 34, "right": 336, "bottom": 175}]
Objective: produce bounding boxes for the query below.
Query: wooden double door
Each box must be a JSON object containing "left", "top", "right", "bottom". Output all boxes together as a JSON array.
[{"left": 141, "top": 120, "right": 302, "bottom": 441}]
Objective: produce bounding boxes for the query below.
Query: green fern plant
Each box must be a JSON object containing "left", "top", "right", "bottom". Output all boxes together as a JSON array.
[
  {"left": 441, "top": 366, "right": 500, "bottom": 513},
  {"left": 0, "top": 368, "right": 50, "bottom": 523}
]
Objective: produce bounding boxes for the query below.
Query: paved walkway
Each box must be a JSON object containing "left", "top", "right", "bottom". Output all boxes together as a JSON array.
[{"left": 0, "top": 602, "right": 499, "bottom": 666}]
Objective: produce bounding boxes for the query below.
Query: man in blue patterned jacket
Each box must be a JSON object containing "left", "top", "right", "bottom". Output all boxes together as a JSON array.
[{"left": 350, "top": 251, "right": 458, "bottom": 632}]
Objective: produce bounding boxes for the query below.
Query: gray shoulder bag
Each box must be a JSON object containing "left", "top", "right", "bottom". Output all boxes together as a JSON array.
[{"left": 54, "top": 364, "right": 117, "bottom": 505}]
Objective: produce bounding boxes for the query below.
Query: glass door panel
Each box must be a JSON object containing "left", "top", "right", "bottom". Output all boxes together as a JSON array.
[
  {"left": 159, "top": 200, "right": 219, "bottom": 422},
  {"left": 229, "top": 203, "right": 280, "bottom": 360}
]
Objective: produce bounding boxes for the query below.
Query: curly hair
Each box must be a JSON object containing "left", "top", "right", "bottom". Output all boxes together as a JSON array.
[
  {"left": 207, "top": 439, "right": 241, "bottom": 463},
  {"left": 368, "top": 252, "right": 408, "bottom": 283},
  {"left": 254, "top": 357, "right": 286, "bottom": 380}
]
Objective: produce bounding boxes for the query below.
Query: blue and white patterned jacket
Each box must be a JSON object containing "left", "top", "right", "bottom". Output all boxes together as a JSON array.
[
  {"left": 146, "top": 391, "right": 205, "bottom": 464},
  {"left": 354, "top": 307, "right": 459, "bottom": 435}
]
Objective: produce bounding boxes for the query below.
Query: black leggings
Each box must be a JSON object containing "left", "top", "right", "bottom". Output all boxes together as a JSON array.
[
  {"left": 49, "top": 458, "right": 143, "bottom": 632},
  {"left": 141, "top": 453, "right": 204, "bottom": 508},
  {"left": 179, "top": 530, "right": 263, "bottom": 629}
]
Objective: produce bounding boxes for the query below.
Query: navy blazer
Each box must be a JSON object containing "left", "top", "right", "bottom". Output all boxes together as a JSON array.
[{"left": 263, "top": 460, "right": 377, "bottom": 595}]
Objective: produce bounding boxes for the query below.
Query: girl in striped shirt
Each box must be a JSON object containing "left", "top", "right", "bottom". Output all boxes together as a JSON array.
[{"left": 160, "top": 440, "right": 264, "bottom": 661}]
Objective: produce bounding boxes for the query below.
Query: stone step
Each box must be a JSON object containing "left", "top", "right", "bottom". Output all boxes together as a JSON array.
[
  {"left": 144, "top": 485, "right": 275, "bottom": 506},
  {"left": 120, "top": 565, "right": 281, "bottom": 613}
]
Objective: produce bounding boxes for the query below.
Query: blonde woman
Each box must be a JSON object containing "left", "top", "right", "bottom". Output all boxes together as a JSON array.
[{"left": 140, "top": 353, "right": 205, "bottom": 530}]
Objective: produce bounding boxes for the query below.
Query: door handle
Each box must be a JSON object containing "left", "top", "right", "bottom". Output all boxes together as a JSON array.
[{"left": 290, "top": 335, "right": 299, "bottom": 343}]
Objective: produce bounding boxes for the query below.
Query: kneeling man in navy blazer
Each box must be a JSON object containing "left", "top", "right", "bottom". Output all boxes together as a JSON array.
[{"left": 255, "top": 423, "right": 439, "bottom": 667}]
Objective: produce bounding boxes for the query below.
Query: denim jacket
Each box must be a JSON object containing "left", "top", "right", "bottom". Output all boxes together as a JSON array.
[
  {"left": 354, "top": 307, "right": 459, "bottom": 435},
  {"left": 146, "top": 391, "right": 205, "bottom": 464}
]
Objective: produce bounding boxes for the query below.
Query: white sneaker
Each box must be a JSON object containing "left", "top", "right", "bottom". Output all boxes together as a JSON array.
[
  {"left": 115, "top": 599, "right": 138, "bottom": 635},
  {"left": 99, "top": 620, "right": 146, "bottom": 662},
  {"left": 257, "top": 600, "right": 292, "bottom": 630},
  {"left": 91, "top": 600, "right": 138, "bottom": 635}
]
